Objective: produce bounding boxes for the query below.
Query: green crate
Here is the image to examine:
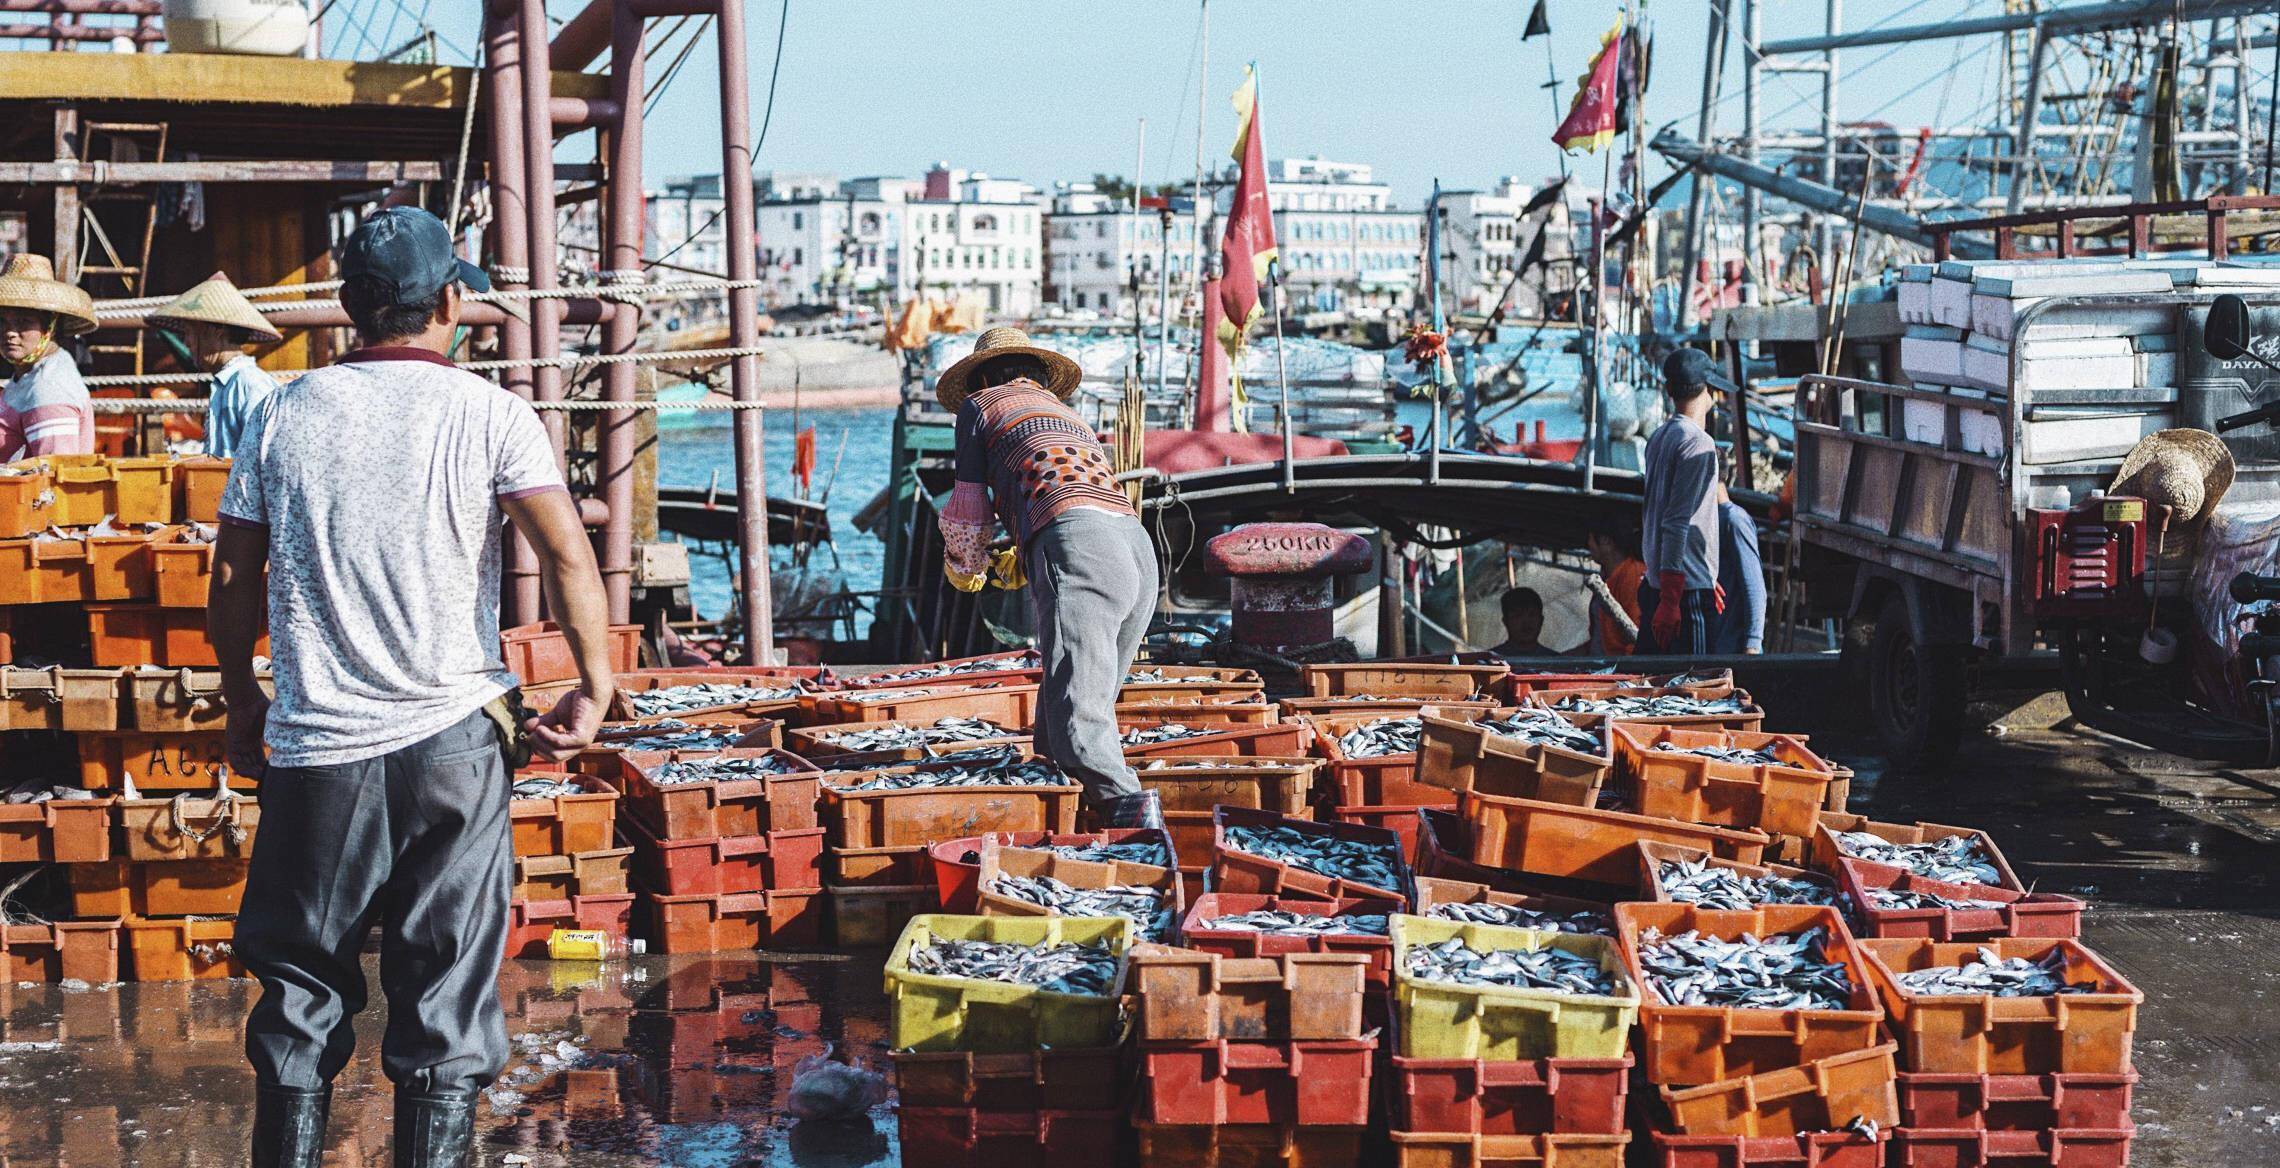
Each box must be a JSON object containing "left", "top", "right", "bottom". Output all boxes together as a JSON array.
[
  {"left": 885, "top": 913, "right": 1133, "bottom": 1053},
  {"left": 1390, "top": 914, "right": 1639, "bottom": 1061}
]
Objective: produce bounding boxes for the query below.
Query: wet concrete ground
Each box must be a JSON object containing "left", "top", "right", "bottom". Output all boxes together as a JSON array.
[{"left": 3, "top": 687, "right": 2277, "bottom": 1166}]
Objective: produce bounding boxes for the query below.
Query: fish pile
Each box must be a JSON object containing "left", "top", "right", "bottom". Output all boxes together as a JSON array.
[
  {"left": 1124, "top": 668, "right": 1220, "bottom": 685},
  {"left": 1652, "top": 741, "right": 1783, "bottom": 766},
  {"left": 1120, "top": 722, "right": 1221, "bottom": 745},
  {"left": 1336, "top": 716, "right": 1424, "bottom": 757},
  {"left": 844, "top": 688, "right": 943, "bottom": 703},
  {"left": 1553, "top": 693, "right": 1750, "bottom": 718},
  {"left": 813, "top": 717, "right": 1013, "bottom": 751},
  {"left": 595, "top": 720, "right": 753, "bottom": 753},
  {"left": 1426, "top": 900, "right": 1614, "bottom": 936},
  {"left": 1622, "top": 671, "right": 1723, "bottom": 689},
  {"left": 858, "top": 652, "right": 1037, "bottom": 686},
  {"left": 1, "top": 780, "right": 97, "bottom": 805},
  {"left": 1402, "top": 937, "right": 1616, "bottom": 996},
  {"left": 509, "top": 777, "right": 586, "bottom": 800},
  {"left": 647, "top": 753, "right": 804, "bottom": 786},
  {"left": 904, "top": 937, "right": 1119, "bottom": 995},
  {"left": 1476, "top": 710, "right": 1601, "bottom": 754},
  {"left": 983, "top": 874, "right": 1173, "bottom": 941},
  {"left": 1864, "top": 886, "right": 2010, "bottom": 912},
  {"left": 1636, "top": 927, "right": 1854, "bottom": 1010},
  {"left": 1834, "top": 831, "right": 2004, "bottom": 886},
  {"left": 1015, "top": 839, "right": 1174, "bottom": 867},
  {"left": 825, "top": 749, "right": 1066, "bottom": 792},
  {"left": 1221, "top": 824, "right": 1403, "bottom": 891},
  {"left": 1657, "top": 859, "right": 1837, "bottom": 910},
  {"left": 1189, "top": 909, "right": 1390, "bottom": 937},
  {"left": 624, "top": 682, "right": 805, "bottom": 717},
  {"left": 1894, "top": 947, "right": 2098, "bottom": 997}
]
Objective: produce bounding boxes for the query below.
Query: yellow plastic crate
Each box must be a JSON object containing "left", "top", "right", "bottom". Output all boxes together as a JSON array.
[
  {"left": 885, "top": 913, "right": 1132, "bottom": 1054},
  {"left": 1390, "top": 914, "right": 1639, "bottom": 1061}
]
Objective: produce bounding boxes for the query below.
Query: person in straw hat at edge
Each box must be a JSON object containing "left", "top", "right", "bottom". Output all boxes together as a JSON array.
[
  {"left": 148, "top": 272, "right": 284, "bottom": 458},
  {"left": 0, "top": 253, "right": 98, "bottom": 462},
  {"left": 935, "top": 326, "right": 1165, "bottom": 828}
]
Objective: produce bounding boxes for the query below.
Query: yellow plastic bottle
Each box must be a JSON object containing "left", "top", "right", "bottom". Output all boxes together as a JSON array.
[{"left": 545, "top": 928, "right": 645, "bottom": 960}]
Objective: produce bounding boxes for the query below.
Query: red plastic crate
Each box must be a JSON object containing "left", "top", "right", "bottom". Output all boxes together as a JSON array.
[
  {"left": 1387, "top": 1051, "right": 1631, "bottom": 1136},
  {"left": 625, "top": 816, "right": 824, "bottom": 895},
  {"left": 1645, "top": 1131, "right": 1885, "bottom": 1168},
  {"left": 1834, "top": 860, "right": 2083, "bottom": 942},
  {"left": 1123, "top": 721, "right": 1315, "bottom": 759},
  {"left": 504, "top": 894, "right": 635, "bottom": 959},
  {"left": 897, "top": 1107, "right": 1119, "bottom": 1168},
  {"left": 1179, "top": 893, "right": 1398, "bottom": 992},
  {"left": 500, "top": 620, "right": 643, "bottom": 685},
  {"left": 1135, "top": 1123, "right": 1367, "bottom": 1168},
  {"left": 617, "top": 747, "right": 822, "bottom": 840},
  {"left": 1136, "top": 1035, "right": 1376, "bottom": 1126},
  {"left": 0, "top": 921, "right": 122, "bottom": 984},
  {"left": 1887, "top": 1127, "right": 2134, "bottom": 1168},
  {"left": 891, "top": 1044, "right": 1128, "bottom": 1111},
  {"left": 1389, "top": 1132, "right": 1629, "bottom": 1168},
  {"left": 1896, "top": 1072, "right": 2134, "bottom": 1132}
]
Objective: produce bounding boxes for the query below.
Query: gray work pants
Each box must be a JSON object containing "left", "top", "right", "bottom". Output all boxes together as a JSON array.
[
  {"left": 1025, "top": 508, "right": 1159, "bottom": 812},
  {"left": 240, "top": 706, "right": 512, "bottom": 1096}
]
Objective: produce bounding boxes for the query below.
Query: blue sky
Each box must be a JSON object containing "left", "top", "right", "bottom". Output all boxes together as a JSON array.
[{"left": 401, "top": 1, "right": 1987, "bottom": 206}]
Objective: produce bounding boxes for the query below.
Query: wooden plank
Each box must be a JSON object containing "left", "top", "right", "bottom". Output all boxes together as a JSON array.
[
  {"left": 0, "top": 161, "right": 445, "bottom": 184},
  {"left": 0, "top": 54, "right": 606, "bottom": 107}
]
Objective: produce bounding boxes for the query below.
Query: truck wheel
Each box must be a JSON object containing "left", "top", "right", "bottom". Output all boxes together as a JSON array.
[{"left": 1868, "top": 593, "right": 1966, "bottom": 769}]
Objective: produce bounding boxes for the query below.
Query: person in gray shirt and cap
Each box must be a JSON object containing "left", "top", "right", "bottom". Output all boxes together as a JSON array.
[{"left": 1638, "top": 347, "right": 1728, "bottom": 654}]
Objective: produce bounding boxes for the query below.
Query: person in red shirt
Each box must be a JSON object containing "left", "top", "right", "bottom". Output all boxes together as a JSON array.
[{"left": 1584, "top": 524, "right": 1646, "bottom": 656}]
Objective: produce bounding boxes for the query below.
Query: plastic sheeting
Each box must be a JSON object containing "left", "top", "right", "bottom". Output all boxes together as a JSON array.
[{"left": 2186, "top": 499, "right": 2280, "bottom": 720}]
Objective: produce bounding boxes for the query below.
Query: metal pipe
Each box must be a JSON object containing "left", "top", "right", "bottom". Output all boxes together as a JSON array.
[
  {"left": 485, "top": 10, "right": 543, "bottom": 624},
  {"left": 713, "top": 0, "right": 776, "bottom": 665},
  {"left": 1652, "top": 129, "right": 1996, "bottom": 257},
  {"left": 1818, "top": 0, "right": 1841, "bottom": 260},
  {"left": 550, "top": 0, "right": 614, "bottom": 71},
  {"left": 550, "top": 96, "right": 624, "bottom": 127},
  {"left": 598, "top": 0, "right": 646, "bottom": 624},
  {"left": 1763, "top": 0, "right": 2275, "bottom": 54},
  {"left": 1679, "top": 0, "right": 1732, "bottom": 328},
  {"left": 2006, "top": 25, "right": 2050, "bottom": 214},
  {"left": 1741, "top": 0, "right": 1761, "bottom": 303},
  {"left": 519, "top": 0, "right": 569, "bottom": 460}
]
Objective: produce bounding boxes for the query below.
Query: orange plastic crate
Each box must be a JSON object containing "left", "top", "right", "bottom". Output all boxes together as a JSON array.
[
  {"left": 1660, "top": 1044, "right": 1900, "bottom": 1138},
  {"left": 1528, "top": 685, "right": 1766, "bottom": 733},
  {"left": 618, "top": 748, "right": 821, "bottom": 840},
  {"left": 513, "top": 847, "right": 634, "bottom": 901},
  {"left": 827, "top": 883, "right": 936, "bottom": 946},
  {"left": 499, "top": 620, "right": 644, "bottom": 685},
  {"left": 0, "top": 797, "right": 115, "bottom": 864},
  {"left": 71, "top": 857, "right": 249, "bottom": 918},
  {"left": 1129, "top": 940, "right": 1370, "bottom": 1042},
  {"left": 1415, "top": 712, "right": 1610, "bottom": 806},
  {"left": 1309, "top": 707, "right": 1502, "bottom": 809},
  {"left": 173, "top": 456, "right": 231, "bottom": 523},
  {"left": 86, "top": 603, "right": 265, "bottom": 668},
  {"left": 1301, "top": 659, "right": 1510, "bottom": 699},
  {"left": 1634, "top": 841, "right": 1838, "bottom": 907},
  {"left": 806, "top": 681, "right": 1042, "bottom": 727},
  {"left": 508, "top": 773, "right": 619, "bottom": 857},
  {"left": 821, "top": 759, "right": 1078, "bottom": 850},
  {"left": 117, "top": 793, "right": 258, "bottom": 861},
  {"left": 125, "top": 917, "right": 244, "bottom": 981},
  {"left": 1122, "top": 721, "right": 1315, "bottom": 759},
  {"left": 1, "top": 920, "right": 123, "bottom": 984},
  {"left": 0, "top": 534, "right": 87, "bottom": 604},
  {"left": 79, "top": 730, "right": 252, "bottom": 792},
  {"left": 1613, "top": 724, "right": 1836, "bottom": 838},
  {"left": 1115, "top": 697, "right": 1280, "bottom": 725},
  {"left": 1857, "top": 938, "right": 2142, "bottom": 1076},
  {"left": 0, "top": 463, "right": 55, "bottom": 538},
  {"left": 1810, "top": 816, "right": 2024, "bottom": 893},
  {"left": 0, "top": 665, "right": 124, "bottom": 732},
  {"left": 1135, "top": 757, "right": 1315, "bottom": 875},
  {"left": 1411, "top": 875, "right": 1613, "bottom": 935},
  {"left": 1461, "top": 792, "right": 1770, "bottom": 886},
  {"left": 150, "top": 535, "right": 213, "bottom": 608}
]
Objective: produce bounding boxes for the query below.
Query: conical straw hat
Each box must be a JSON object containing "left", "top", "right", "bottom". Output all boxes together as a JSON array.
[
  {"left": 933, "top": 326, "right": 1083, "bottom": 411},
  {"left": 145, "top": 272, "right": 281, "bottom": 342},
  {"left": 2110, "top": 428, "right": 2236, "bottom": 525},
  {"left": 0, "top": 254, "right": 96, "bottom": 335}
]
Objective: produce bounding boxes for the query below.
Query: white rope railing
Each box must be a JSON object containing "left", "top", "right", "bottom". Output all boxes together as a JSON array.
[
  {"left": 92, "top": 277, "right": 772, "bottom": 319},
  {"left": 82, "top": 345, "right": 771, "bottom": 388},
  {"left": 92, "top": 397, "right": 771, "bottom": 414}
]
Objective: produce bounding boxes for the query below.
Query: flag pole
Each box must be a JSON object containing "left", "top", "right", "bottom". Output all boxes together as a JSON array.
[
  {"left": 1272, "top": 258, "right": 1293, "bottom": 492},
  {"left": 1426, "top": 179, "right": 1446, "bottom": 486}
]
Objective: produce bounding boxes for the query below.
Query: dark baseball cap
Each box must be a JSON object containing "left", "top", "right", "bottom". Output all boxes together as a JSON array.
[
  {"left": 1662, "top": 346, "right": 1738, "bottom": 394},
  {"left": 339, "top": 206, "right": 490, "bottom": 306}
]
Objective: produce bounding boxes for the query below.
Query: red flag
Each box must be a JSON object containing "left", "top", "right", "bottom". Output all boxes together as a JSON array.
[
  {"left": 792, "top": 425, "right": 817, "bottom": 492},
  {"left": 1217, "top": 64, "right": 1277, "bottom": 366},
  {"left": 1197, "top": 278, "right": 1233, "bottom": 432},
  {"left": 1552, "top": 17, "right": 1626, "bottom": 153}
]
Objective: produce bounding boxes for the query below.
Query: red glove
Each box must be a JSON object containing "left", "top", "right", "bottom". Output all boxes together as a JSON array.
[{"left": 1653, "top": 572, "right": 1685, "bottom": 650}]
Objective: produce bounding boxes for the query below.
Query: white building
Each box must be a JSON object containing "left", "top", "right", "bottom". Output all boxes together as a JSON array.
[
  {"left": 1043, "top": 184, "right": 1207, "bottom": 317},
  {"left": 1219, "top": 156, "right": 1423, "bottom": 314},
  {"left": 1435, "top": 176, "right": 1583, "bottom": 320}
]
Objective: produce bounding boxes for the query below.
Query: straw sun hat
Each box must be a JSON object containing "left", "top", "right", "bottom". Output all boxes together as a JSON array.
[
  {"left": 0, "top": 254, "right": 96, "bottom": 336},
  {"left": 146, "top": 272, "right": 282, "bottom": 343},
  {"left": 932, "top": 326, "right": 1082, "bottom": 411},
  {"left": 2110, "top": 429, "right": 2236, "bottom": 526}
]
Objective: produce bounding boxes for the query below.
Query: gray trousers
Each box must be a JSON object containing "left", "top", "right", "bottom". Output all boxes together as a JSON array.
[
  {"left": 240, "top": 706, "right": 512, "bottom": 1096},
  {"left": 1026, "top": 508, "right": 1160, "bottom": 812}
]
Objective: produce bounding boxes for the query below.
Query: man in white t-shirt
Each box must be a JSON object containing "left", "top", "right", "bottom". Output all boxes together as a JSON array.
[{"left": 209, "top": 207, "right": 616, "bottom": 1168}]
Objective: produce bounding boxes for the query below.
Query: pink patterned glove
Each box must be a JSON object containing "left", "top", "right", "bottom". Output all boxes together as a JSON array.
[{"left": 939, "top": 481, "right": 996, "bottom": 581}]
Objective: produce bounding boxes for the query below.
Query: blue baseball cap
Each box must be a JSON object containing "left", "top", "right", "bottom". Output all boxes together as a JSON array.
[
  {"left": 339, "top": 206, "right": 490, "bottom": 305},
  {"left": 1662, "top": 346, "right": 1738, "bottom": 394}
]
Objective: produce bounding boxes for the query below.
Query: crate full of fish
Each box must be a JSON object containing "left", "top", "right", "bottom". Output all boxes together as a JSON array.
[
  {"left": 894, "top": 1105, "right": 1120, "bottom": 1168},
  {"left": 1384, "top": 1009, "right": 1632, "bottom": 1136},
  {"left": 646, "top": 886, "right": 823, "bottom": 952},
  {"left": 1389, "top": 915, "right": 1641, "bottom": 1061},
  {"left": 786, "top": 715, "right": 1031, "bottom": 766},
  {"left": 1301, "top": 657, "right": 1511, "bottom": 699},
  {"left": 1211, "top": 806, "right": 1412, "bottom": 905},
  {"left": 1134, "top": 1122, "right": 1369, "bottom": 1168},
  {"left": 1885, "top": 1126, "right": 2137, "bottom": 1168},
  {"left": 507, "top": 773, "right": 621, "bottom": 858},
  {"left": 1612, "top": 724, "right": 1838, "bottom": 838},
  {"left": 1118, "top": 664, "right": 1267, "bottom": 703},
  {"left": 1388, "top": 1131, "right": 1631, "bottom": 1168},
  {"left": 615, "top": 747, "right": 821, "bottom": 840},
  {"left": 0, "top": 920, "right": 122, "bottom": 984},
  {"left": 622, "top": 814, "right": 825, "bottom": 895},
  {"left": 1127, "top": 940, "right": 1371, "bottom": 1042},
  {"left": 1279, "top": 694, "right": 1504, "bottom": 719},
  {"left": 562, "top": 719, "right": 781, "bottom": 781},
  {"left": 1614, "top": 903, "right": 1888, "bottom": 1085},
  {"left": 890, "top": 1040, "right": 1129, "bottom": 1111},
  {"left": 1502, "top": 668, "right": 1734, "bottom": 702},
  {"left": 1528, "top": 685, "right": 1766, "bottom": 733},
  {"left": 0, "top": 789, "right": 113, "bottom": 864},
  {"left": 1134, "top": 1032, "right": 1379, "bottom": 1127},
  {"left": 606, "top": 672, "right": 813, "bottom": 725},
  {"left": 1834, "top": 859, "right": 2084, "bottom": 942},
  {"left": 1415, "top": 710, "right": 1610, "bottom": 806},
  {"left": 928, "top": 827, "right": 1175, "bottom": 914},
  {"left": 1120, "top": 718, "right": 1314, "bottom": 759},
  {"left": 1309, "top": 708, "right": 1498, "bottom": 808},
  {"left": 1636, "top": 842, "right": 1841, "bottom": 912},
  {"left": 1411, "top": 876, "right": 1614, "bottom": 937},
  {"left": 1659, "top": 1043, "right": 1900, "bottom": 1138},
  {"left": 837, "top": 649, "right": 1043, "bottom": 690},
  {"left": 830, "top": 883, "right": 940, "bottom": 947},
  {"left": 805, "top": 681, "right": 1042, "bottom": 728},
  {"left": 1894, "top": 1070, "right": 2137, "bottom": 1132},
  {"left": 884, "top": 914, "right": 1133, "bottom": 1053},
  {"left": 1856, "top": 938, "right": 2142, "bottom": 1075},
  {"left": 976, "top": 839, "right": 1183, "bottom": 942},
  {"left": 1460, "top": 791, "right": 1771, "bottom": 887},
  {"left": 1644, "top": 1129, "right": 1886, "bottom": 1168},
  {"left": 1135, "top": 757, "right": 1316, "bottom": 872},
  {"left": 1318, "top": 802, "right": 1444, "bottom": 870},
  {"left": 1809, "top": 816, "right": 2023, "bottom": 895},
  {"left": 820, "top": 748, "right": 1082, "bottom": 850},
  {"left": 1177, "top": 892, "right": 1397, "bottom": 992}
]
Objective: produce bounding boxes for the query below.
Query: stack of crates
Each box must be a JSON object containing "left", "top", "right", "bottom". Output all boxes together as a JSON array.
[
  {"left": 503, "top": 768, "right": 636, "bottom": 957},
  {"left": 612, "top": 742, "right": 825, "bottom": 953},
  {"left": 885, "top": 915, "right": 1132, "bottom": 1167}
]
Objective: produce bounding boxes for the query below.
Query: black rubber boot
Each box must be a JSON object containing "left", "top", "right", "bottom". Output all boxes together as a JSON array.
[
  {"left": 252, "top": 1085, "right": 330, "bottom": 1168},
  {"left": 1102, "top": 790, "right": 1164, "bottom": 830},
  {"left": 393, "top": 1090, "right": 478, "bottom": 1168}
]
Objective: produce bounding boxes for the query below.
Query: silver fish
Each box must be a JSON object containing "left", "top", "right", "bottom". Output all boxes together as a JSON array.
[
  {"left": 1637, "top": 926, "right": 1853, "bottom": 1010},
  {"left": 857, "top": 652, "right": 1038, "bottom": 686},
  {"left": 1893, "top": 947, "right": 2096, "bottom": 997},
  {"left": 844, "top": 687, "right": 946, "bottom": 703},
  {"left": 1402, "top": 936, "right": 1616, "bottom": 996},
  {"left": 1016, "top": 839, "right": 1173, "bottom": 868},
  {"left": 649, "top": 753, "right": 804, "bottom": 786},
  {"left": 1658, "top": 859, "right": 1838, "bottom": 910},
  {"left": 824, "top": 748, "right": 1067, "bottom": 793},
  {"left": 1120, "top": 722, "right": 1222, "bottom": 745},
  {"left": 1337, "top": 717, "right": 1422, "bottom": 758},
  {"left": 1124, "top": 669, "right": 1221, "bottom": 685},
  {"left": 1425, "top": 901, "right": 1614, "bottom": 936},
  {"left": 594, "top": 719, "right": 752, "bottom": 754},
  {"left": 625, "top": 682, "right": 804, "bottom": 716},
  {"left": 1865, "top": 887, "right": 2009, "bottom": 912},
  {"left": 1835, "top": 832, "right": 2003, "bottom": 886},
  {"left": 1554, "top": 693, "right": 1749, "bottom": 717},
  {"left": 509, "top": 777, "right": 586, "bottom": 800},
  {"left": 1190, "top": 910, "right": 1390, "bottom": 937},
  {"left": 1652, "top": 741, "right": 1782, "bottom": 766},
  {"left": 983, "top": 874, "right": 1173, "bottom": 941},
  {"left": 1476, "top": 711, "right": 1601, "bottom": 754},
  {"left": 904, "top": 937, "right": 1119, "bottom": 995},
  {"left": 1621, "top": 672, "right": 1722, "bottom": 689},
  {"left": 1222, "top": 824, "right": 1402, "bottom": 891},
  {"left": 2, "top": 781, "right": 97, "bottom": 805},
  {"left": 814, "top": 716, "right": 1013, "bottom": 751}
]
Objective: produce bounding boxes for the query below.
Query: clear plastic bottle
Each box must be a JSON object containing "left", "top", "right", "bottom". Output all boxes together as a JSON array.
[{"left": 545, "top": 928, "right": 646, "bottom": 960}]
